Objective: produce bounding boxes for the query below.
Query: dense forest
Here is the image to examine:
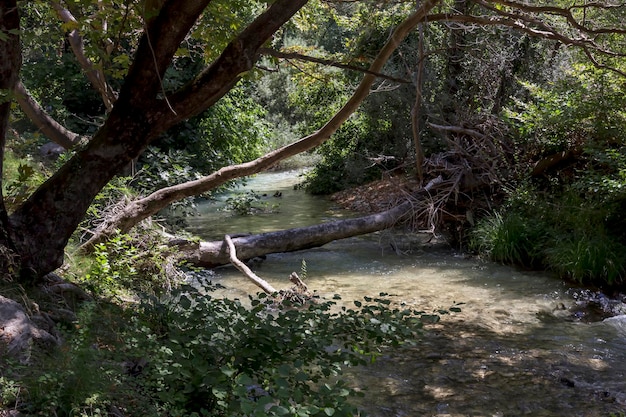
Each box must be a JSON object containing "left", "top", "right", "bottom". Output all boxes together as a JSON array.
[{"left": 1, "top": 1, "right": 626, "bottom": 415}]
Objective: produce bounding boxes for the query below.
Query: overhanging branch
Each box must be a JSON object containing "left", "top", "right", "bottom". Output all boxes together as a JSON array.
[{"left": 259, "top": 47, "right": 411, "bottom": 84}]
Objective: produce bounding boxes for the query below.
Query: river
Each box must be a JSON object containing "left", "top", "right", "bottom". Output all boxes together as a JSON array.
[{"left": 185, "top": 171, "right": 626, "bottom": 416}]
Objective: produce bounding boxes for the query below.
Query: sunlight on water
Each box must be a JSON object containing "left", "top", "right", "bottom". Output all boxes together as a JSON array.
[{"left": 186, "top": 172, "right": 626, "bottom": 416}]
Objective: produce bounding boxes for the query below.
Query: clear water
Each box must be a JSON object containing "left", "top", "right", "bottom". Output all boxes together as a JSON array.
[{"left": 187, "top": 171, "right": 626, "bottom": 416}]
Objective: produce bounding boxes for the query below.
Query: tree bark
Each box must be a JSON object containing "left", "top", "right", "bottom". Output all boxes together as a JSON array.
[
  {"left": 0, "top": 0, "right": 21, "bottom": 279},
  {"left": 224, "top": 234, "right": 278, "bottom": 294},
  {"left": 181, "top": 200, "right": 414, "bottom": 268},
  {"left": 8, "top": 0, "right": 308, "bottom": 279},
  {"left": 81, "top": 0, "right": 442, "bottom": 251},
  {"left": 13, "top": 80, "right": 83, "bottom": 149}
]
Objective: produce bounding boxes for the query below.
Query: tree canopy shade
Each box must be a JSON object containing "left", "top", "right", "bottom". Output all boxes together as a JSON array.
[
  {"left": 2, "top": 0, "right": 626, "bottom": 282},
  {"left": 0, "top": 0, "right": 308, "bottom": 278}
]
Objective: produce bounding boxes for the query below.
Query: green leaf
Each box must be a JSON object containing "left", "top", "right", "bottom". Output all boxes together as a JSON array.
[
  {"left": 271, "top": 405, "right": 290, "bottom": 415},
  {"left": 277, "top": 363, "right": 292, "bottom": 377},
  {"left": 323, "top": 407, "right": 335, "bottom": 416},
  {"left": 220, "top": 366, "right": 236, "bottom": 377}
]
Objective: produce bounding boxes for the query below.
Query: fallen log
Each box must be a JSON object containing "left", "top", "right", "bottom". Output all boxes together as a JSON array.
[{"left": 180, "top": 199, "right": 415, "bottom": 268}]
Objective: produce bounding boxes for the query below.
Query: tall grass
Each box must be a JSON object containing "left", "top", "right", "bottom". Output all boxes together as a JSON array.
[
  {"left": 469, "top": 211, "right": 547, "bottom": 268},
  {"left": 469, "top": 194, "right": 626, "bottom": 288},
  {"left": 544, "top": 234, "right": 626, "bottom": 287}
]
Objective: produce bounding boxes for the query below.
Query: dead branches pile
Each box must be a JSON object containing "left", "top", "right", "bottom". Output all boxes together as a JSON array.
[
  {"left": 334, "top": 121, "right": 516, "bottom": 243},
  {"left": 411, "top": 121, "right": 515, "bottom": 241}
]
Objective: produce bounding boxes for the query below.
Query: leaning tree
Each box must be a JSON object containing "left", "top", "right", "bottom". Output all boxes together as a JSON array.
[{"left": 2, "top": 0, "right": 626, "bottom": 281}]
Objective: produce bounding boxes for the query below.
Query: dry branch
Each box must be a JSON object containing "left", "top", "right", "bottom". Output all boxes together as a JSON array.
[{"left": 224, "top": 234, "right": 278, "bottom": 294}]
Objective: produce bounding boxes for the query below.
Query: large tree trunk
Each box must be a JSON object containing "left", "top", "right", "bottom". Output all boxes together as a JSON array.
[
  {"left": 0, "top": 0, "right": 21, "bottom": 279},
  {"left": 8, "top": 0, "right": 308, "bottom": 279},
  {"left": 182, "top": 200, "right": 415, "bottom": 268},
  {"left": 80, "top": 0, "right": 442, "bottom": 251}
]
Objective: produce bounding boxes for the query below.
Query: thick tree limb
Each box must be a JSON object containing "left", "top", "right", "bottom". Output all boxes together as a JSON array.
[
  {"left": 13, "top": 81, "right": 83, "bottom": 149},
  {"left": 144, "top": 0, "right": 310, "bottom": 129},
  {"left": 9, "top": 0, "right": 310, "bottom": 278},
  {"left": 531, "top": 149, "right": 581, "bottom": 176},
  {"left": 224, "top": 234, "right": 278, "bottom": 294},
  {"left": 80, "top": 0, "right": 442, "bottom": 251}
]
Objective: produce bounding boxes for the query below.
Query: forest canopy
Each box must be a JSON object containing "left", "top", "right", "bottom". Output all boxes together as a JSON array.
[
  {"left": 1, "top": 1, "right": 626, "bottom": 415},
  {"left": 1, "top": 0, "right": 624, "bottom": 284}
]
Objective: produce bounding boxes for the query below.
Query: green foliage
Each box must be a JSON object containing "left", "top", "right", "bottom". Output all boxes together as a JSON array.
[
  {"left": 195, "top": 85, "right": 270, "bottom": 167},
  {"left": 2, "top": 151, "right": 46, "bottom": 212},
  {"left": 224, "top": 190, "right": 278, "bottom": 216},
  {"left": 8, "top": 284, "right": 455, "bottom": 416},
  {"left": 80, "top": 232, "right": 172, "bottom": 297},
  {"left": 0, "top": 375, "right": 20, "bottom": 409},
  {"left": 300, "top": 112, "right": 385, "bottom": 195},
  {"left": 504, "top": 65, "right": 626, "bottom": 157},
  {"left": 16, "top": 302, "right": 128, "bottom": 416},
  {"left": 125, "top": 285, "right": 440, "bottom": 416},
  {"left": 469, "top": 210, "right": 547, "bottom": 268},
  {"left": 544, "top": 234, "right": 626, "bottom": 286},
  {"left": 470, "top": 184, "right": 626, "bottom": 287}
]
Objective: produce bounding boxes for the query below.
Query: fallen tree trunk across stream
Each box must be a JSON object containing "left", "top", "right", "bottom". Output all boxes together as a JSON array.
[{"left": 179, "top": 199, "right": 415, "bottom": 268}]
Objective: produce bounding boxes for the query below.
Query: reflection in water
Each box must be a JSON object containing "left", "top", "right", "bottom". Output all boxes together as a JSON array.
[{"left": 187, "top": 172, "right": 626, "bottom": 416}]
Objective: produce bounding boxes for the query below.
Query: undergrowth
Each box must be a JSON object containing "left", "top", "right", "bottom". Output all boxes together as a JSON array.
[
  {"left": 2, "top": 281, "right": 457, "bottom": 416},
  {"left": 469, "top": 182, "right": 626, "bottom": 288}
]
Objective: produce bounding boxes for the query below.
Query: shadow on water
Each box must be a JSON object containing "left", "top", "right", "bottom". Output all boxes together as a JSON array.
[
  {"left": 186, "top": 172, "right": 626, "bottom": 416},
  {"left": 352, "top": 318, "right": 626, "bottom": 416}
]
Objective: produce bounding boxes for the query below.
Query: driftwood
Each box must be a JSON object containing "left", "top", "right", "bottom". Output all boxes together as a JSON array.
[
  {"left": 224, "top": 234, "right": 315, "bottom": 304},
  {"left": 531, "top": 148, "right": 581, "bottom": 176}
]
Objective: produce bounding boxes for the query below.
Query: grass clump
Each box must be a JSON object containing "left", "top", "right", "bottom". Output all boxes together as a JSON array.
[{"left": 470, "top": 186, "right": 626, "bottom": 288}]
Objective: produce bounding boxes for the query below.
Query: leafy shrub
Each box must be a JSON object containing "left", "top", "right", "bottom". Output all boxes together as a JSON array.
[
  {"left": 123, "top": 284, "right": 447, "bottom": 416},
  {"left": 11, "top": 283, "right": 456, "bottom": 416},
  {"left": 81, "top": 231, "right": 174, "bottom": 297},
  {"left": 470, "top": 184, "right": 626, "bottom": 287},
  {"left": 224, "top": 190, "right": 279, "bottom": 216}
]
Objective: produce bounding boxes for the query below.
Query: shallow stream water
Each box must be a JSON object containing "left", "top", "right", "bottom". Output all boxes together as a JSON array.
[{"left": 186, "top": 171, "right": 626, "bottom": 416}]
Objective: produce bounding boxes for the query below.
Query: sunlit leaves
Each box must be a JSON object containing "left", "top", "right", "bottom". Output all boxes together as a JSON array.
[{"left": 122, "top": 282, "right": 453, "bottom": 415}]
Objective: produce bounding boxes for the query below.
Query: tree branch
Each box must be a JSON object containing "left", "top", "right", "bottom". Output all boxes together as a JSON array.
[
  {"left": 51, "top": 2, "right": 117, "bottom": 111},
  {"left": 225, "top": 234, "right": 278, "bottom": 295},
  {"left": 13, "top": 81, "right": 83, "bottom": 149},
  {"left": 486, "top": 0, "right": 626, "bottom": 35},
  {"left": 80, "top": 0, "right": 442, "bottom": 250},
  {"left": 427, "top": 9, "right": 626, "bottom": 77},
  {"left": 259, "top": 47, "right": 411, "bottom": 84},
  {"left": 146, "top": 0, "right": 309, "bottom": 129}
]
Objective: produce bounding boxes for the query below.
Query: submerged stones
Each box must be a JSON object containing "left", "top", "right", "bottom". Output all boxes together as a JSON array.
[{"left": 567, "top": 289, "right": 626, "bottom": 323}]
